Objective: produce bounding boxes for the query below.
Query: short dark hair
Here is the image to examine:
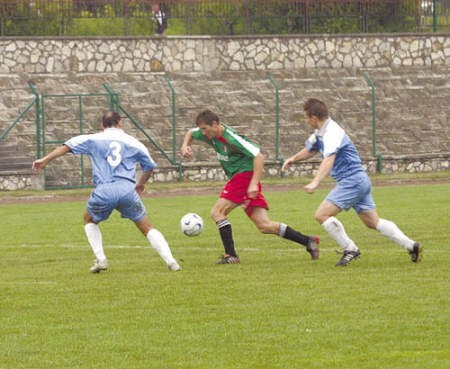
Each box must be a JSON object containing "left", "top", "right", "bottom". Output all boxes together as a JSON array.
[
  {"left": 195, "top": 109, "right": 219, "bottom": 126},
  {"left": 102, "top": 111, "right": 121, "bottom": 128},
  {"left": 303, "top": 98, "right": 329, "bottom": 119}
]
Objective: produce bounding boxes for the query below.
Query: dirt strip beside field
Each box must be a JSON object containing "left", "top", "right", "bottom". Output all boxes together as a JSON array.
[{"left": 0, "top": 177, "right": 448, "bottom": 205}]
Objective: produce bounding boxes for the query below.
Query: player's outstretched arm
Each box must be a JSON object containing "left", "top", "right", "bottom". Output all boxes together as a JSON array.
[
  {"left": 304, "top": 154, "right": 335, "bottom": 194},
  {"left": 181, "top": 129, "right": 194, "bottom": 159},
  {"left": 136, "top": 170, "right": 153, "bottom": 195},
  {"left": 281, "top": 148, "right": 316, "bottom": 171},
  {"left": 32, "top": 145, "right": 71, "bottom": 171}
]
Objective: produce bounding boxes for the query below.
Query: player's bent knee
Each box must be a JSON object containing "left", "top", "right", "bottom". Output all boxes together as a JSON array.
[
  {"left": 254, "top": 221, "right": 277, "bottom": 234},
  {"left": 83, "top": 211, "right": 94, "bottom": 224},
  {"left": 210, "top": 208, "right": 221, "bottom": 221},
  {"left": 314, "top": 214, "right": 326, "bottom": 224},
  {"left": 210, "top": 208, "right": 228, "bottom": 222},
  {"left": 210, "top": 203, "right": 233, "bottom": 221},
  {"left": 364, "top": 220, "right": 378, "bottom": 229}
]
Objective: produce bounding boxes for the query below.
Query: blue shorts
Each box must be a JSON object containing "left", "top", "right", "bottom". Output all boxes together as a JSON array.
[
  {"left": 87, "top": 181, "right": 147, "bottom": 223},
  {"left": 326, "top": 172, "right": 376, "bottom": 214}
]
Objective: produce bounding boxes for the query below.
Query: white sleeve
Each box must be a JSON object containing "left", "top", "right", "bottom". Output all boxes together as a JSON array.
[{"left": 322, "top": 123, "right": 345, "bottom": 157}]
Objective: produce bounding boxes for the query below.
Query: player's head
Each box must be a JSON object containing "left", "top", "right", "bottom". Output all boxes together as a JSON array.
[
  {"left": 303, "top": 98, "right": 328, "bottom": 120},
  {"left": 195, "top": 110, "right": 219, "bottom": 126},
  {"left": 303, "top": 98, "right": 328, "bottom": 128},
  {"left": 195, "top": 110, "right": 221, "bottom": 139},
  {"left": 102, "top": 111, "right": 122, "bottom": 128}
]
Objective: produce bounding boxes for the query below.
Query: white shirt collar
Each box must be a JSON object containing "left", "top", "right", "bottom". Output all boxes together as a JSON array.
[{"left": 317, "top": 118, "right": 332, "bottom": 137}]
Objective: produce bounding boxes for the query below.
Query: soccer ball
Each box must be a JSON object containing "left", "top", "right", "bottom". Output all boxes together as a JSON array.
[{"left": 180, "top": 213, "right": 204, "bottom": 237}]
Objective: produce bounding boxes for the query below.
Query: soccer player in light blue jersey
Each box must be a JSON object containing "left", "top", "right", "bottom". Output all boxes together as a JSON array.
[
  {"left": 282, "top": 98, "right": 422, "bottom": 266},
  {"left": 32, "top": 111, "right": 181, "bottom": 273}
]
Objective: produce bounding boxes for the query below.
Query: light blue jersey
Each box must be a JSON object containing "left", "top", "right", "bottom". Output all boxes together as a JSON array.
[
  {"left": 305, "top": 118, "right": 375, "bottom": 213},
  {"left": 305, "top": 118, "right": 364, "bottom": 182},
  {"left": 65, "top": 128, "right": 157, "bottom": 223},
  {"left": 65, "top": 128, "right": 156, "bottom": 185}
]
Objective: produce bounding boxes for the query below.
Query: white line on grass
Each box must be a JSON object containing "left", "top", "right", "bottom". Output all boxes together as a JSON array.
[
  {"left": 0, "top": 281, "right": 57, "bottom": 285},
  {"left": 2, "top": 244, "right": 436, "bottom": 255},
  {"left": 7, "top": 243, "right": 304, "bottom": 253}
]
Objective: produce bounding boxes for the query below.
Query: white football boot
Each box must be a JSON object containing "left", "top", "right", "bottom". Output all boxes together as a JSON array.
[
  {"left": 168, "top": 261, "right": 182, "bottom": 271},
  {"left": 90, "top": 259, "right": 108, "bottom": 273}
]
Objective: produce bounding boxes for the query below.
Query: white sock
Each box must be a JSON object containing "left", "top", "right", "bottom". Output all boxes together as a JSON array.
[
  {"left": 322, "top": 216, "right": 358, "bottom": 251},
  {"left": 84, "top": 223, "right": 106, "bottom": 261},
  {"left": 146, "top": 228, "right": 176, "bottom": 265},
  {"left": 376, "top": 218, "right": 415, "bottom": 250}
]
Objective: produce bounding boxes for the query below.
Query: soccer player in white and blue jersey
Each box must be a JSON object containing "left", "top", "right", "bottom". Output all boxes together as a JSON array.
[
  {"left": 32, "top": 111, "right": 181, "bottom": 273},
  {"left": 282, "top": 98, "right": 422, "bottom": 266}
]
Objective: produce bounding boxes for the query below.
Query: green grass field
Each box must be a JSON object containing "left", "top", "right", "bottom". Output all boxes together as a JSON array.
[{"left": 0, "top": 179, "right": 449, "bottom": 369}]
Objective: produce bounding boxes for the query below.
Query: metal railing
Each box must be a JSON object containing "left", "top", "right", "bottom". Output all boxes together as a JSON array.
[
  {"left": 2, "top": 72, "right": 397, "bottom": 183},
  {"left": 0, "top": 97, "right": 36, "bottom": 143},
  {"left": 29, "top": 83, "right": 183, "bottom": 189},
  {"left": 103, "top": 83, "right": 184, "bottom": 181},
  {"left": 39, "top": 90, "right": 117, "bottom": 189},
  {"left": 0, "top": 0, "right": 448, "bottom": 36}
]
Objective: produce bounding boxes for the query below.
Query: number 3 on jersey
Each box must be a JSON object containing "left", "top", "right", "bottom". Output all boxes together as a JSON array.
[{"left": 107, "top": 141, "right": 122, "bottom": 167}]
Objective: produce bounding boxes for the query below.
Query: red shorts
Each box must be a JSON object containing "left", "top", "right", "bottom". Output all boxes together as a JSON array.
[{"left": 220, "top": 171, "right": 269, "bottom": 216}]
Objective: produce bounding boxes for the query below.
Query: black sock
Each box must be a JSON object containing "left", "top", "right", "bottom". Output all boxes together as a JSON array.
[
  {"left": 282, "top": 225, "right": 310, "bottom": 246},
  {"left": 217, "top": 219, "right": 237, "bottom": 256}
]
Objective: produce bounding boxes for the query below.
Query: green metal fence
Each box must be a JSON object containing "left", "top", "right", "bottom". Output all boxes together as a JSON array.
[
  {"left": 2, "top": 71, "right": 387, "bottom": 188},
  {"left": 25, "top": 82, "right": 182, "bottom": 190},
  {"left": 103, "top": 83, "right": 183, "bottom": 181},
  {"left": 40, "top": 90, "right": 117, "bottom": 189},
  {"left": 0, "top": 0, "right": 449, "bottom": 36},
  {"left": 0, "top": 96, "right": 36, "bottom": 144}
]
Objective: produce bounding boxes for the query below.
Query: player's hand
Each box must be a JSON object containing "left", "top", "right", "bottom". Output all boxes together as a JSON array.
[
  {"left": 247, "top": 183, "right": 258, "bottom": 199},
  {"left": 281, "top": 158, "right": 294, "bottom": 172},
  {"left": 136, "top": 184, "right": 145, "bottom": 195},
  {"left": 304, "top": 180, "right": 319, "bottom": 194},
  {"left": 32, "top": 159, "right": 46, "bottom": 171},
  {"left": 181, "top": 145, "right": 193, "bottom": 159}
]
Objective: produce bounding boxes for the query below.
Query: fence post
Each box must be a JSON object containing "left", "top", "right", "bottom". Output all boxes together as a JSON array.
[
  {"left": 28, "top": 82, "right": 41, "bottom": 159},
  {"left": 360, "top": 0, "right": 369, "bottom": 33},
  {"left": 433, "top": 0, "right": 438, "bottom": 32},
  {"left": 363, "top": 72, "right": 382, "bottom": 173},
  {"left": 305, "top": 0, "right": 311, "bottom": 33},
  {"left": 163, "top": 75, "right": 177, "bottom": 164},
  {"left": 268, "top": 75, "right": 284, "bottom": 176}
]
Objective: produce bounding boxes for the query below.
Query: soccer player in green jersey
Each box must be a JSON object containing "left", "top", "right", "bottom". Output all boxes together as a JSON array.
[{"left": 181, "top": 109, "right": 319, "bottom": 264}]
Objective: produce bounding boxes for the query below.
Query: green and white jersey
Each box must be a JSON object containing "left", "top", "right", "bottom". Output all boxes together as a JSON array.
[{"left": 191, "top": 124, "right": 260, "bottom": 179}]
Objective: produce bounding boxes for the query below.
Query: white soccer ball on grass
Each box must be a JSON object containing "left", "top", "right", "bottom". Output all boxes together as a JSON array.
[{"left": 180, "top": 213, "right": 204, "bottom": 237}]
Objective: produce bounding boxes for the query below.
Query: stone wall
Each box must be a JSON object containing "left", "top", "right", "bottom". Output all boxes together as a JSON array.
[
  {"left": 1, "top": 34, "right": 449, "bottom": 74},
  {"left": 154, "top": 154, "right": 450, "bottom": 183},
  {"left": 0, "top": 34, "right": 449, "bottom": 190}
]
